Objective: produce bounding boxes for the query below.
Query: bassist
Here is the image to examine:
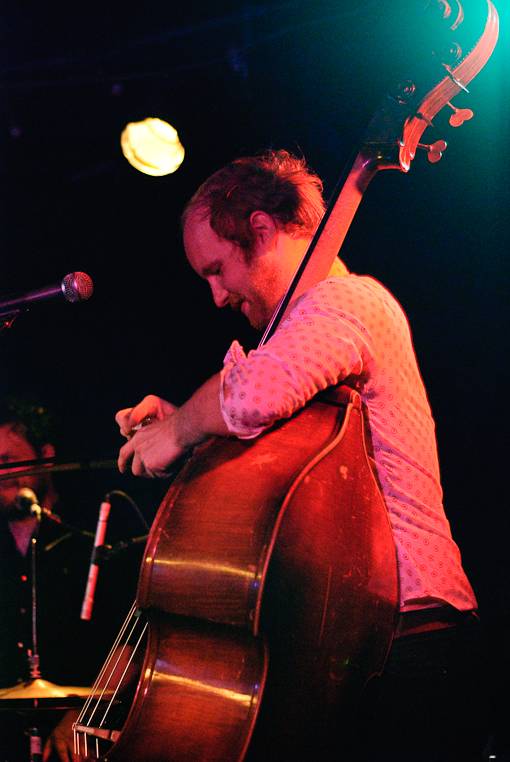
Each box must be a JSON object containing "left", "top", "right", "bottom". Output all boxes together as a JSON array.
[{"left": 116, "top": 150, "right": 489, "bottom": 762}]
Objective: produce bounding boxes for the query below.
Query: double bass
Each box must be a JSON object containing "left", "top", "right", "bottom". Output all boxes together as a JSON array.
[{"left": 74, "top": 3, "right": 499, "bottom": 760}]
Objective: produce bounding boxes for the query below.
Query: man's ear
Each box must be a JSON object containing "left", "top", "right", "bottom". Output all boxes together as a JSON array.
[
  {"left": 249, "top": 211, "right": 277, "bottom": 252},
  {"left": 41, "top": 443, "right": 55, "bottom": 460}
]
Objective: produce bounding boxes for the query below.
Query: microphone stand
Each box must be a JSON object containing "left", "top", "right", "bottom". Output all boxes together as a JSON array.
[
  {"left": 0, "top": 457, "right": 119, "bottom": 481},
  {"left": 28, "top": 505, "right": 43, "bottom": 762},
  {"left": 0, "top": 493, "right": 149, "bottom": 761},
  {"left": 9, "top": 502, "right": 93, "bottom": 762}
]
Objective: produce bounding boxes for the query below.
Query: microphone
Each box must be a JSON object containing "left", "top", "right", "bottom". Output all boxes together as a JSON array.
[
  {"left": 0, "top": 272, "right": 93, "bottom": 317},
  {"left": 15, "top": 488, "right": 42, "bottom": 518},
  {"left": 81, "top": 494, "right": 111, "bottom": 621},
  {"left": 15, "top": 488, "right": 64, "bottom": 523}
]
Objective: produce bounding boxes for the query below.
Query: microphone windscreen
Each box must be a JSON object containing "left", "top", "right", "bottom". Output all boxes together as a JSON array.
[{"left": 62, "top": 272, "right": 94, "bottom": 302}]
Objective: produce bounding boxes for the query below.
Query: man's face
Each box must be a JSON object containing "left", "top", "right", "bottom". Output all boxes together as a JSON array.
[
  {"left": 183, "top": 212, "right": 291, "bottom": 331},
  {"left": 0, "top": 424, "right": 42, "bottom": 519}
]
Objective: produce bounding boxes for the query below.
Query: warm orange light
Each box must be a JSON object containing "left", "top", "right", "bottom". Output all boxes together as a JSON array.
[{"left": 121, "top": 118, "right": 185, "bottom": 176}]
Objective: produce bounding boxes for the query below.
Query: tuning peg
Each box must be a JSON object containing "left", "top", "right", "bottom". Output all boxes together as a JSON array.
[
  {"left": 447, "top": 101, "right": 474, "bottom": 127},
  {"left": 417, "top": 140, "right": 448, "bottom": 163},
  {"left": 423, "top": 1, "right": 464, "bottom": 30},
  {"left": 437, "top": 42, "right": 463, "bottom": 67}
]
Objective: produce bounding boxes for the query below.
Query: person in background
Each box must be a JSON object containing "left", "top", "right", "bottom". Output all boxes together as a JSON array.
[{"left": 0, "top": 396, "right": 141, "bottom": 761}]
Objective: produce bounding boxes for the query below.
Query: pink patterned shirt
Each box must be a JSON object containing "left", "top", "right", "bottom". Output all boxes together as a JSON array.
[{"left": 220, "top": 275, "right": 477, "bottom": 611}]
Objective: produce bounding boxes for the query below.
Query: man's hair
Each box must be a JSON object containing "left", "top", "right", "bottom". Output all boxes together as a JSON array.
[
  {"left": 182, "top": 150, "right": 326, "bottom": 255},
  {"left": 0, "top": 395, "right": 56, "bottom": 456}
]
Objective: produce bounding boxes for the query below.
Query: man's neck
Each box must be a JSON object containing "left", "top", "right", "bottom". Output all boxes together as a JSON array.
[{"left": 8, "top": 514, "right": 39, "bottom": 556}]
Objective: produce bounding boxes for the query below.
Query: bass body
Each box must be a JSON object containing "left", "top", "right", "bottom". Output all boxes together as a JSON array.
[{"left": 75, "top": 387, "right": 398, "bottom": 761}]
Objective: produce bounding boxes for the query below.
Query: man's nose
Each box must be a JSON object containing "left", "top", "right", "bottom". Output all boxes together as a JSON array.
[{"left": 210, "top": 281, "right": 229, "bottom": 308}]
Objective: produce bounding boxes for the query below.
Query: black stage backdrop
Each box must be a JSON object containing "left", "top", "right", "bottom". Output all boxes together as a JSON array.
[{"left": 1, "top": 0, "right": 508, "bottom": 750}]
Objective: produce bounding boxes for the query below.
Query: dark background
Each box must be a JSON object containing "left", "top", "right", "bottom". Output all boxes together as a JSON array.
[{"left": 0, "top": 0, "right": 508, "bottom": 746}]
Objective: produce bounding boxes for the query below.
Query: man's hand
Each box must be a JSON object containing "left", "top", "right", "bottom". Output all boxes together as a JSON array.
[
  {"left": 43, "top": 709, "right": 79, "bottom": 762},
  {"left": 117, "top": 411, "right": 188, "bottom": 477},
  {"left": 115, "top": 394, "right": 176, "bottom": 439},
  {"left": 116, "top": 394, "right": 183, "bottom": 478},
  {"left": 116, "top": 376, "right": 231, "bottom": 478}
]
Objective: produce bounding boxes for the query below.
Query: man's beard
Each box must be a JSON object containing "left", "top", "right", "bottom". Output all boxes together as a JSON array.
[
  {"left": 0, "top": 496, "right": 32, "bottom": 521},
  {"left": 0, "top": 478, "right": 48, "bottom": 521},
  {"left": 229, "top": 293, "right": 243, "bottom": 311}
]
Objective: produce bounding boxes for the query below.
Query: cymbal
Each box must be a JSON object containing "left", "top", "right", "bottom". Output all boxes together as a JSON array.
[
  {"left": 0, "top": 678, "right": 93, "bottom": 700},
  {"left": 0, "top": 678, "right": 114, "bottom": 710}
]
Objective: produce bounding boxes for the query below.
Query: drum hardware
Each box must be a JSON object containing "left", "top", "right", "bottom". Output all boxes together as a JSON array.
[
  {"left": 0, "top": 469, "right": 149, "bottom": 760},
  {"left": 0, "top": 494, "right": 115, "bottom": 760}
]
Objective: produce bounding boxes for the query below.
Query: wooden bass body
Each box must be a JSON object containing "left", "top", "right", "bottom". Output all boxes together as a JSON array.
[{"left": 75, "top": 386, "right": 398, "bottom": 761}]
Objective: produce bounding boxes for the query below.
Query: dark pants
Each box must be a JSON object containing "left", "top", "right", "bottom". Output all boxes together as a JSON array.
[{"left": 344, "top": 614, "right": 491, "bottom": 761}]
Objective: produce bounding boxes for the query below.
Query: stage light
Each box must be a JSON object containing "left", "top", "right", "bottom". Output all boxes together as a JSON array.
[{"left": 121, "top": 118, "right": 185, "bottom": 176}]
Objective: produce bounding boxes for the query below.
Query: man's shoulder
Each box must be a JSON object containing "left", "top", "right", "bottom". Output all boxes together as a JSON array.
[
  {"left": 295, "top": 274, "right": 408, "bottom": 334},
  {"left": 304, "top": 273, "right": 394, "bottom": 304}
]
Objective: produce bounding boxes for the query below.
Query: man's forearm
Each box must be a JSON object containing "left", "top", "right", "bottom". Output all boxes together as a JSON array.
[{"left": 174, "top": 372, "right": 232, "bottom": 449}]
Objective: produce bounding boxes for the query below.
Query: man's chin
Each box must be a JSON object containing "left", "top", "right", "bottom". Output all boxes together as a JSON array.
[
  {"left": 239, "top": 301, "right": 270, "bottom": 331},
  {"left": 0, "top": 499, "right": 29, "bottom": 521},
  {"left": 248, "top": 316, "right": 269, "bottom": 332},
  {"left": 2, "top": 507, "right": 32, "bottom": 521}
]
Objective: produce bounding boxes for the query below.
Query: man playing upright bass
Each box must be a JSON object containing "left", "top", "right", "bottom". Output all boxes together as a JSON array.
[{"left": 116, "top": 150, "right": 488, "bottom": 762}]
